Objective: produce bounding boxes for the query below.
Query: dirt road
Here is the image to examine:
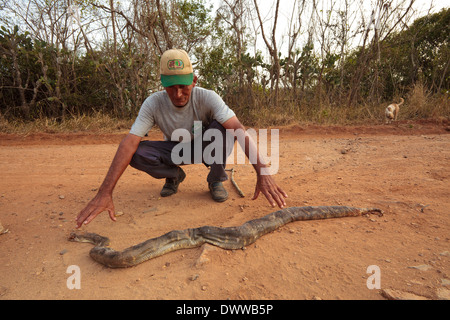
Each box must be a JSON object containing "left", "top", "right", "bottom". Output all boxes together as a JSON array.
[{"left": 0, "top": 121, "right": 449, "bottom": 300}]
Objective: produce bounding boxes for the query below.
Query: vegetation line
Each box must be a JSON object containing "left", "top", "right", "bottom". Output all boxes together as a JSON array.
[{"left": 0, "top": 2, "right": 448, "bottom": 130}]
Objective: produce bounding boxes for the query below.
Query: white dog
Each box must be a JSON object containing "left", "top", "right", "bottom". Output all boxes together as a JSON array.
[{"left": 385, "top": 98, "right": 404, "bottom": 123}]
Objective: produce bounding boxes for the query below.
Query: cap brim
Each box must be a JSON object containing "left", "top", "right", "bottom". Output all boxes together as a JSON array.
[{"left": 161, "top": 73, "right": 194, "bottom": 87}]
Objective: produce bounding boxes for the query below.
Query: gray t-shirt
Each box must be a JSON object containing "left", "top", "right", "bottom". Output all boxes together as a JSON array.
[{"left": 130, "top": 87, "right": 235, "bottom": 141}]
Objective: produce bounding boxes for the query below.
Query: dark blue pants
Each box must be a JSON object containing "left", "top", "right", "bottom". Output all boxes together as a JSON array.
[{"left": 130, "top": 121, "right": 233, "bottom": 183}]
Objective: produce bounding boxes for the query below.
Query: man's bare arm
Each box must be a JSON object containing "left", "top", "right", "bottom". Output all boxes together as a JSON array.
[
  {"left": 75, "top": 133, "right": 142, "bottom": 228},
  {"left": 222, "top": 116, "right": 288, "bottom": 208}
]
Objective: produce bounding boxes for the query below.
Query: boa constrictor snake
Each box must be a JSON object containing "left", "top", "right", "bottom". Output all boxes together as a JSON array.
[{"left": 69, "top": 206, "right": 382, "bottom": 268}]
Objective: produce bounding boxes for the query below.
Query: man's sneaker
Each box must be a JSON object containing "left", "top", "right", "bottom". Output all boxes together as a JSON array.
[
  {"left": 160, "top": 168, "right": 186, "bottom": 197},
  {"left": 209, "top": 181, "right": 228, "bottom": 202}
]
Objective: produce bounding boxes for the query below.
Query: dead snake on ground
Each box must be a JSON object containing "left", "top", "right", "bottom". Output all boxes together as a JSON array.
[{"left": 69, "top": 206, "right": 382, "bottom": 268}]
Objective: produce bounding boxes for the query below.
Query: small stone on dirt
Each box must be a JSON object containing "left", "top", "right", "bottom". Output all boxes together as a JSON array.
[
  {"left": 408, "top": 264, "right": 432, "bottom": 271},
  {"left": 381, "top": 289, "right": 429, "bottom": 300}
]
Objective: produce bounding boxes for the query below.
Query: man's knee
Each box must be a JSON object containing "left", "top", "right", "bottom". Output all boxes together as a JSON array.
[
  {"left": 204, "top": 120, "right": 234, "bottom": 155},
  {"left": 206, "top": 120, "right": 225, "bottom": 131},
  {"left": 130, "top": 150, "right": 158, "bottom": 171},
  {"left": 130, "top": 141, "right": 173, "bottom": 169}
]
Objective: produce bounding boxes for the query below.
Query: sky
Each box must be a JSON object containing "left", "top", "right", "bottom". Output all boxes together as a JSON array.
[{"left": 211, "top": 0, "right": 449, "bottom": 58}]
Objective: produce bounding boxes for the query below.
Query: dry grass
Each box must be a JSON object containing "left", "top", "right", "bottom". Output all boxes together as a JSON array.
[
  {"left": 0, "top": 112, "right": 134, "bottom": 134},
  {"left": 235, "top": 99, "right": 402, "bottom": 127},
  {"left": 1, "top": 91, "right": 448, "bottom": 133},
  {"left": 401, "top": 83, "right": 449, "bottom": 120}
]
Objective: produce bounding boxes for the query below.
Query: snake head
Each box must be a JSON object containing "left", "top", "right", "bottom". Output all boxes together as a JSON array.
[
  {"left": 68, "top": 232, "right": 79, "bottom": 241},
  {"left": 68, "top": 232, "right": 94, "bottom": 243},
  {"left": 362, "top": 208, "right": 384, "bottom": 217},
  {"left": 68, "top": 232, "right": 110, "bottom": 246}
]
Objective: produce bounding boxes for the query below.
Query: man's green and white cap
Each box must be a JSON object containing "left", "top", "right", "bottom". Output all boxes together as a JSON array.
[{"left": 160, "top": 49, "right": 194, "bottom": 87}]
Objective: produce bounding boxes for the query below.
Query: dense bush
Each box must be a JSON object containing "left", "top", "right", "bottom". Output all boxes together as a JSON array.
[{"left": 0, "top": 1, "right": 448, "bottom": 127}]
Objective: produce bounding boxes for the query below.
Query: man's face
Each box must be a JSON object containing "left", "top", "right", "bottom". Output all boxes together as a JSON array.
[{"left": 164, "top": 76, "right": 197, "bottom": 107}]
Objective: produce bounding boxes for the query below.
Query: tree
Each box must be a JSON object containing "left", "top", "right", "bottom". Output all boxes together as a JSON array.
[{"left": 253, "top": 0, "right": 281, "bottom": 106}]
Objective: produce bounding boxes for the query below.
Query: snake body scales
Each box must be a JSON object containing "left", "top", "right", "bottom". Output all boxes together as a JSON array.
[{"left": 69, "top": 206, "right": 382, "bottom": 268}]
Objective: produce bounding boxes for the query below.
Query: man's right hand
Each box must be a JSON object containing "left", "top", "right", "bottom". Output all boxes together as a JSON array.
[
  {"left": 75, "top": 133, "right": 142, "bottom": 229},
  {"left": 75, "top": 192, "right": 116, "bottom": 228}
]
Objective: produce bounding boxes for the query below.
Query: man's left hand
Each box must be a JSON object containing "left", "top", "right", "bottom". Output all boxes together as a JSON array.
[{"left": 252, "top": 175, "right": 288, "bottom": 208}]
